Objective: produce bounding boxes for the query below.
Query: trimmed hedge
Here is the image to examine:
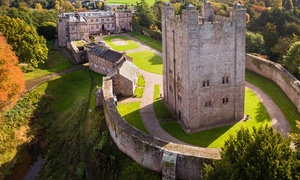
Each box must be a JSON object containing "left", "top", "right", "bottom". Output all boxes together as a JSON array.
[{"left": 132, "top": 23, "right": 162, "bottom": 40}]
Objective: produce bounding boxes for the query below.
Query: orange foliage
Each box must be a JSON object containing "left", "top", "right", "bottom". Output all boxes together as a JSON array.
[
  {"left": 252, "top": 5, "right": 268, "bottom": 13},
  {"left": 0, "top": 32, "right": 25, "bottom": 111}
]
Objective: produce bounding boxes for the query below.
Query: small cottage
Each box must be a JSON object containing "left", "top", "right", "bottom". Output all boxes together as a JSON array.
[
  {"left": 88, "top": 46, "right": 127, "bottom": 75},
  {"left": 107, "top": 60, "right": 138, "bottom": 97}
]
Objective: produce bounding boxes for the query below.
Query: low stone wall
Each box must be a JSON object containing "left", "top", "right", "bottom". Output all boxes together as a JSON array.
[
  {"left": 245, "top": 54, "right": 300, "bottom": 113},
  {"left": 102, "top": 78, "right": 220, "bottom": 179}
]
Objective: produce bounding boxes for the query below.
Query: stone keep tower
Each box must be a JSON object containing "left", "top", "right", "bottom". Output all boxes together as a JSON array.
[{"left": 162, "top": 2, "right": 246, "bottom": 132}]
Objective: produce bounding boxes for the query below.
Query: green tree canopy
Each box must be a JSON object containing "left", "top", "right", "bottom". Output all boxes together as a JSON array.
[
  {"left": 246, "top": 31, "right": 266, "bottom": 54},
  {"left": 0, "top": 15, "right": 48, "bottom": 67},
  {"left": 283, "top": 41, "right": 300, "bottom": 76},
  {"left": 37, "top": 21, "right": 56, "bottom": 40},
  {"left": 133, "top": 0, "right": 155, "bottom": 28},
  {"left": 203, "top": 126, "right": 299, "bottom": 180}
]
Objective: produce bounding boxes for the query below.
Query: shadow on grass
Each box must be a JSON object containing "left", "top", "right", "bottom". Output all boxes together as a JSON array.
[
  {"left": 255, "top": 102, "right": 271, "bottom": 123},
  {"left": 147, "top": 53, "right": 162, "bottom": 65}
]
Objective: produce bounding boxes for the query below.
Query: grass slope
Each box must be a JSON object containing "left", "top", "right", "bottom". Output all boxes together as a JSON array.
[
  {"left": 127, "top": 32, "right": 162, "bottom": 52},
  {"left": 117, "top": 102, "right": 148, "bottom": 134},
  {"left": 24, "top": 41, "right": 73, "bottom": 80},
  {"left": 160, "top": 88, "right": 271, "bottom": 148},
  {"left": 103, "top": 35, "right": 138, "bottom": 51},
  {"left": 128, "top": 50, "right": 162, "bottom": 75},
  {"left": 246, "top": 69, "right": 300, "bottom": 133},
  {"left": 153, "top": 84, "right": 173, "bottom": 119}
]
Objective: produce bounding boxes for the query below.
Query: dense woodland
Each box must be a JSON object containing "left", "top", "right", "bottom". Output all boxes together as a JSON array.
[{"left": 0, "top": 0, "right": 300, "bottom": 179}]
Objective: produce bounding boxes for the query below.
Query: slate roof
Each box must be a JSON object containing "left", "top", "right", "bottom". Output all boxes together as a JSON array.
[
  {"left": 89, "top": 46, "right": 124, "bottom": 63},
  {"left": 106, "top": 60, "right": 138, "bottom": 81},
  {"left": 119, "top": 61, "right": 138, "bottom": 81}
]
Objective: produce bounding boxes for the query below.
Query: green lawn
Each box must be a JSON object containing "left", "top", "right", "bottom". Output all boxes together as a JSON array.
[
  {"left": 160, "top": 88, "right": 271, "bottom": 148},
  {"left": 103, "top": 36, "right": 138, "bottom": 51},
  {"left": 133, "top": 74, "right": 145, "bottom": 98},
  {"left": 24, "top": 45, "right": 73, "bottom": 80},
  {"left": 245, "top": 69, "right": 300, "bottom": 133},
  {"left": 127, "top": 32, "right": 162, "bottom": 52},
  {"left": 106, "top": 0, "right": 157, "bottom": 5},
  {"left": 128, "top": 50, "right": 162, "bottom": 75},
  {"left": 117, "top": 102, "right": 148, "bottom": 134},
  {"left": 153, "top": 84, "right": 173, "bottom": 119}
]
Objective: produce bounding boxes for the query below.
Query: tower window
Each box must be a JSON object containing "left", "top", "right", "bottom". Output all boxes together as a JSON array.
[
  {"left": 169, "top": 67, "right": 173, "bottom": 74},
  {"left": 169, "top": 84, "right": 173, "bottom": 93},
  {"left": 205, "top": 101, "right": 212, "bottom": 107},
  {"left": 222, "top": 97, "right": 229, "bottom": 104},
  {"left": 222, "top": 76, "right": 229, "bottom": 84},
  {"left": 203, "top": 80, "right": 210, "bottom": 87}
]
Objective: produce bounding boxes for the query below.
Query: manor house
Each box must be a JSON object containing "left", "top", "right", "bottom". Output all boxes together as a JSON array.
[
  {"left": 57, "top": 10, "right": 132, "bottom": 47},
  {"left": 162, "top": 2, "right": 246, "bottom": 132}
]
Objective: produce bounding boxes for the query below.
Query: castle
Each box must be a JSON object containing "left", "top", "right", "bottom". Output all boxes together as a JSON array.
[
  {"left": 162, "top": 2, "right": 246, "bottom": 132},
  {"left": 57, "top": 10, "right": 132, "bottom": 47}
]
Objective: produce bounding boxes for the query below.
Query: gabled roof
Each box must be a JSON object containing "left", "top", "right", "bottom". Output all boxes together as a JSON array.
[
  {"left": 89, "top": 46, "right": 124, "bottom": 63},
  {"left": 119, "top": 61, "right": 138, "bottom": 81},
  {"left": 106, "top": 60, "right": 138, "bottom": 81}
]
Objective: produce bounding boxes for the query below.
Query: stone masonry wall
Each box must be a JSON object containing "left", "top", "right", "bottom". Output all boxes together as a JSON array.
[
  {"left": 102, "top": 78, "right": 220, "bottom": 179},
  {"left": 246, "top": 54, "right": 300, "bottom": 113}
]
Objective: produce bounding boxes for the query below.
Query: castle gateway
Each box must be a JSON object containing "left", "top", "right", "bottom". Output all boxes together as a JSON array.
[{"left": 162, "top": 3, "right": 246, "bottom": 133}]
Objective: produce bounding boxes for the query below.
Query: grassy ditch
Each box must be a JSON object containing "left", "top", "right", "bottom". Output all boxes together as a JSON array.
[
  {"left": 0, "top": 68, "right": 159, "bottom": 179},
  {"left": 160, "top": 88, "right": 271, "bottom": 148}
]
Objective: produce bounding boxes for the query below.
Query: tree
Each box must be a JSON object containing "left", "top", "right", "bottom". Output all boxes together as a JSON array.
[
  {"left": 283, "top": 41, "right": 300, "bottom": 76},
  {"left": 271, "top": 35, "right": 299, "bottom": 61},
  {"left": 203, "top": 126, "right": 299, "bottom": 180},
  {"left": 246, "top": 31, "right": 266, "bottom": 54},
  {"left": 0, "top": 32, "right": 25, "bottom": 111},
  {"left": 133, "top": 0, "right": 155, "bottom": 28},
  {"left": 0, "top": 16, "right": 48, "bottom": 67},
  {"left": 37, "top": 22, "right": 57, "bottom": 40}
]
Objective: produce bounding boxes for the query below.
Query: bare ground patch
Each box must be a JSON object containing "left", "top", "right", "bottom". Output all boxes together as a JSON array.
[{"left": 111, "top": 38, "right": 129, "bottom": 46}]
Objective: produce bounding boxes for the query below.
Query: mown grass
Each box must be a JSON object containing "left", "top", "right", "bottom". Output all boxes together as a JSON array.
[
  {"left": 134, "top": 74, "right": 145, "bottom": 98},
  {"left": 106, "top": 0, "right": 157, "bottom": 5},
  {"left": 127, "top": 31, "right": 162, "bottom": 52},
  {"left": 153, "top": 84, "right": 173, "bottom": 119},
  {"left": 103, "top": 35, "right": 138, "bottom": 51},
  {"left": 117, "top": 102, "right": 148, "bottom": 134},
  {"left": 24, "top": 41, "right": 73, "bottom": 80},
  {"left": 160, "top": 88, "right": 271, "bottom": 148},
  {"left": 245, "top": 69, "right": 300, "bottom": 133},
  {"left": 128, "top": 50, "right": 162, "bottom": 75}
]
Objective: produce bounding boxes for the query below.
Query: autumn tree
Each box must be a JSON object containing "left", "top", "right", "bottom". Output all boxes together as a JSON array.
[
  {"left": 0, "top": 15, "right": 48, "bottom": 67},
  {"left": 0, "top": 33, "right": 25, "bottom": 111},
  {"left": 202, "top": 126, "right": 299, "bottom": 179}
]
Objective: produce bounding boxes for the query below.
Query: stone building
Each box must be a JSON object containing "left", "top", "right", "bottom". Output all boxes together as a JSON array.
[
  {"left": 57, "top": 10, "right": 132, "bottom": 47},
  {"left": 162, "top": 2, "right": 246, "bottom": 132},
  {"left": 107, "top": 60, "right": 138, "bottom": 97},
  {"left": 88, "top": 45, "right": 127, "bottom": 75}
]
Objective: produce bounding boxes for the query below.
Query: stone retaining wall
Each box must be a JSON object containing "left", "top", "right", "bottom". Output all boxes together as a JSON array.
[
  {"left": 245, "top": 54, "right": 300, "bottom": 113},
  {"left": 102, "top": 78, "right": 220, "bottom": 179}
]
